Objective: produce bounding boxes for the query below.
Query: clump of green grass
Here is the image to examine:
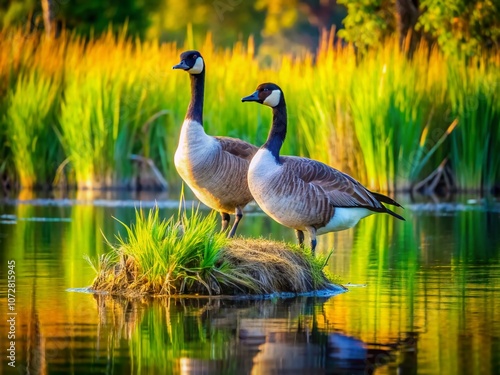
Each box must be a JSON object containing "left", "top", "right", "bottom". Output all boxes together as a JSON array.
[
  {"left": 57, "top": 30, "right": 171, "bottom": 189},
  {"left": 448, "top": 59, "right": 500, "bottom": 192},
  {"left": 4, "top": 71, "right": 60, "bottom": 188},
  {"left": 88, "top": 207, "right": 337, "bottom": 297},
  {"left": 347, "top": 41, "right": 447, "bottom": 191}
]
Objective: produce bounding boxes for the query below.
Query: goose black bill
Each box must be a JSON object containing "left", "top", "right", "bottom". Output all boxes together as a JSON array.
[
  {"left": 241, "top": 91, "right": 260, "bottom": 103},
  {"left": 172, "top": 60, "right": 190, "bottom": 70}
]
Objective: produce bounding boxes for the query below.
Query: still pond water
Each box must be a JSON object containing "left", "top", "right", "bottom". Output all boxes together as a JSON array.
[{"left": 0, "top": 192, "right": 499, "bottom": 375}]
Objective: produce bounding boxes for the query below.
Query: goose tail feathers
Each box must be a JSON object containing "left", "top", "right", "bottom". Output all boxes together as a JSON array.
[
  {"left": 384, "top": 207, "right": 405, "bottom": 221},
  {"left": 369, "top": 191, "right": 405, "bottom": 221},
  {"left": 370, "top": 191, "right": 404, "bottom": 208}
]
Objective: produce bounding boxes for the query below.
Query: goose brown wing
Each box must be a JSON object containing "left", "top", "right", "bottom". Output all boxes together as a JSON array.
[
  {"left": 280, "top": 156, "right": 384, "bottom": 211},
  {"left": 214, "top": 136, "right": 258, "bottom": 161}
]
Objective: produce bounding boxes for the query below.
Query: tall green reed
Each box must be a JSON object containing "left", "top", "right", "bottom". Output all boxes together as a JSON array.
[
  {"left": 0, "top": 27, "right": 498, "bottom": 192},
  {"left": 348, "top": 42, "right": 448, "bottom": 191},
  {"left": 57, "top": 31, "right": 173, "bottom": 189},
  {"left": 448, "top": 58, "right": 500, "bottom": 191},
  {"left": 4, "top": 71, "right": 60, "bottom": 188}
]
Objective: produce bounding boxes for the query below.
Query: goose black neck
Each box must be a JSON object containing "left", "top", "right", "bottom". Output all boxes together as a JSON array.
[
  {"left": 263, "top": 101, "right": 287, "bottom": 162},
  {"left": 186, "top": 71, "right": 205, "bottom": 124}
]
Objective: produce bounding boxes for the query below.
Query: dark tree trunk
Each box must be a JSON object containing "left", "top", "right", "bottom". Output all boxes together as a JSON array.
[
  {"left": 41, "top": 0, "right": 54, "bottom": 37},
  {"left": 299, "top": 0, "right": 338, "bottom": 32},
  {"left": 395, "top": 0, "right": 420, "bottom": 52}
]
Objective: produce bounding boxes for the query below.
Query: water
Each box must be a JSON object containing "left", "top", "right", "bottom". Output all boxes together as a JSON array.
[{"left": 0, "top": 193, "right": 499, "bottom": 374}]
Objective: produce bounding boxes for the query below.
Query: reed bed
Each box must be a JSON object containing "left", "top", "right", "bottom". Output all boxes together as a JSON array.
[
  {"left": 5, "top": 70, "right": 60, "bottom": 188},
  {"left": 0, "top": 28, "right": 498, "bottom": 192},
  {"left": 88, "top": 206, "right": 336, "bottom": 296}
]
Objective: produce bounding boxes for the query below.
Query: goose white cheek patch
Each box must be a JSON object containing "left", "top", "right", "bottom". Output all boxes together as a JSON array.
[
  {"left": 263, "top": 90, "right": 281, "bottom": 107},
  {"left": 189, "top": 57, "right": 204, "bottom": 74}
]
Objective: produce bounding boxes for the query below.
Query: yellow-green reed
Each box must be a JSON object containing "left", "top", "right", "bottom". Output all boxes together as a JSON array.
[
  {"left": 58, "top": 30, "right": 174, "bottom": 188},
  {"left": 0, "top": 28, "right": 499, "bottom": 192},
  {"left": 448, "top": 57, "right": 500, "bottom": 192},
  {"left": 4, "top": 71, "right": 59, "bottom": 188}
]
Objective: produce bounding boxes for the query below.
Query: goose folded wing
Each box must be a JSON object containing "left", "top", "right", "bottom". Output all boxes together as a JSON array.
[
  {"left": 280, "top": 156, "right": 384, "bottom": 211},
  {"left": 214, "top": 136, "right": 258, "bottom": 160}
]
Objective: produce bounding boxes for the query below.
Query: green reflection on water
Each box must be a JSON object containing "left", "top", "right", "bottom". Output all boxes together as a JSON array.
[
  {"left": 0, "top": 202, "right": 499, "bottom": 374},
  {"left": 95, "top": 295, "right": 394, "bottom": 375}
]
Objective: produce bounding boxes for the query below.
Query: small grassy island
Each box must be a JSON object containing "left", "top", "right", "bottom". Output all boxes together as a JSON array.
[{"left": 88, "top": 206, "right": 344, "bottom": 297}]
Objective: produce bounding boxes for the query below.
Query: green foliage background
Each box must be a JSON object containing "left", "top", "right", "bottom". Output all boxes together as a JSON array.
[{"left": 339, "top": 0, "right": 500, "bottom": 55}]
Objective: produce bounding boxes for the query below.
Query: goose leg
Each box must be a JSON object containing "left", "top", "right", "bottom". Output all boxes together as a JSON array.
[
  {"left": 295, "top": 229, "right": 305, "bottom": 248},
  {"left": 228, "top": 207, "right": 243, "bottom": 238},
  {"left": 306, "top": 226, "right": 317, "bottom": 255},
  {"left": 221, "top": 212, "right": 230, "bottom": 233}
]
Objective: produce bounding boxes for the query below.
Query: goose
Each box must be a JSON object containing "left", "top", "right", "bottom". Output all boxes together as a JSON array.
[
  {"left": 172, "top": 51, "right": 258, "bottom": 237},
  {"left": 241, "top": 83, "right": 404, "bottom": 253}
]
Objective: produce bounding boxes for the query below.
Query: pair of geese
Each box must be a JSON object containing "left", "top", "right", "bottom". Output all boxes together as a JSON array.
[{"left": 173, "top": 50, "right": 404, "bottom": 254}]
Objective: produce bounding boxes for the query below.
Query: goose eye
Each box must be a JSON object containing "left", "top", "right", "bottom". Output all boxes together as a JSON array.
[{"left": 193, "top": 55, "right": 198, "bottom": 59}]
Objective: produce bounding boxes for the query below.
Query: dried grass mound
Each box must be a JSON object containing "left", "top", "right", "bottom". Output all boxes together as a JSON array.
[
  {"left": 87, "top": 207, "right": 341, "bottom": 297},
  {"left": 222, "top": 238, "right": 333, "bottom": 294}
]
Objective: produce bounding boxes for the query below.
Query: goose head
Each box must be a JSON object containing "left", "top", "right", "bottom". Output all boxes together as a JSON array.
[
  {"left": 173, "top": 50, "right": 205, "bottom": 75},
  {"left": 241, "top": 82, "right": 283, "bottom": 108}
]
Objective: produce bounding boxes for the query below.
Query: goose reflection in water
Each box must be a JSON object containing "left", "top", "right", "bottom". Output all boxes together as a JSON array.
[{"left": 90, "top": 295, "right": 417, "bottom": 375}]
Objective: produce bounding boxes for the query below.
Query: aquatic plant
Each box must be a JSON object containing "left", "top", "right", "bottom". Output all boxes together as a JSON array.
[
  {"left": 88, "top": 206, "right": 336, "bottom": 296},
  {"left": 448, "top": 58, "right": 500, "bottom": 192},
  {"left": 0, "top": 28, "right": 499, "bottom": 192},
  {"left": 4, "top": 71, "right": 60, "bottom": 188},
  {"left": 57, "top": 31, "right": 173, "bottom": 189}
]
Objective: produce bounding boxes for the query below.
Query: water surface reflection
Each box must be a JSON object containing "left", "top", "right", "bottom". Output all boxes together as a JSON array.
[
  {"left": 0, "top": 197, "right": 499, "bottom": 374},
  {"left": 84, "top": 295, "right": 403, "bottom": 374}
]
